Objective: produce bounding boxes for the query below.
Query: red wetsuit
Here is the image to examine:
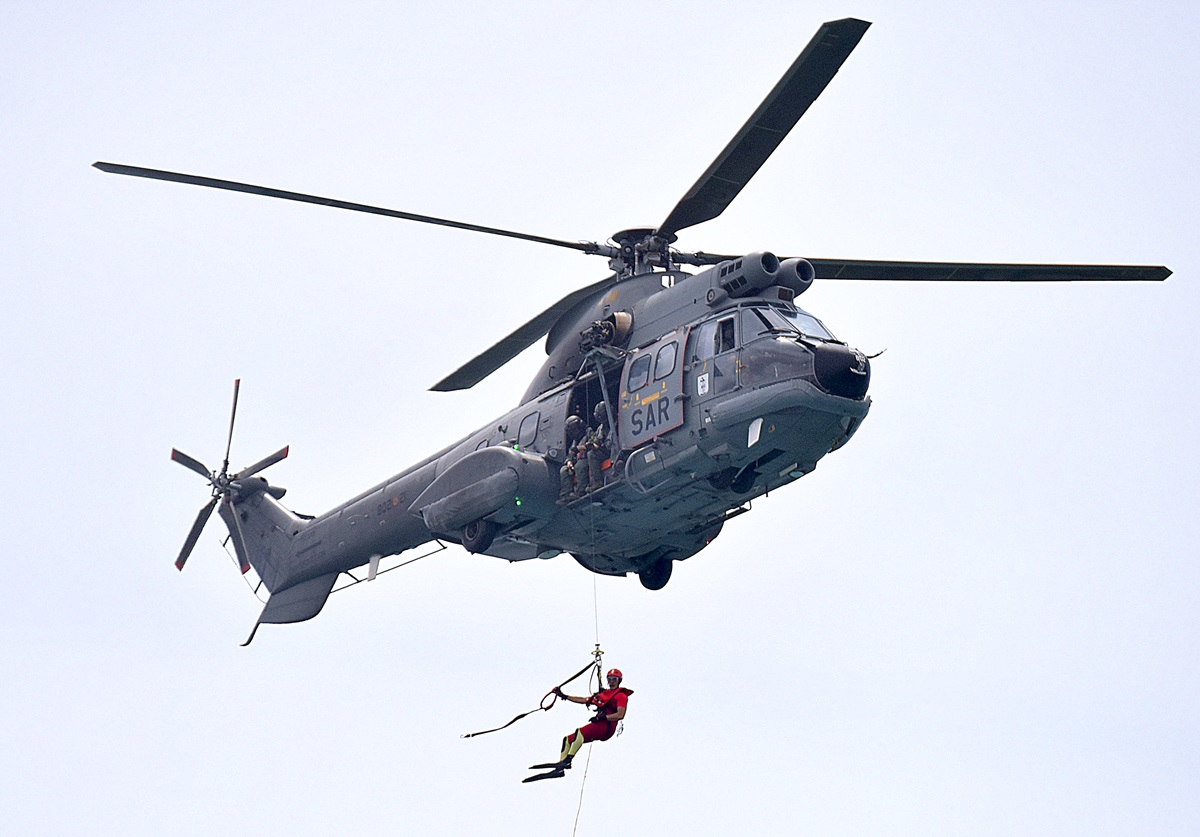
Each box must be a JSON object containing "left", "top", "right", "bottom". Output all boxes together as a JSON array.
[{"left": 579, "top": 687, "right": 633, "bottom": 742}]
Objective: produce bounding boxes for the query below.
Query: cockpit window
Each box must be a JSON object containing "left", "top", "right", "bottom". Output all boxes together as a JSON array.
[
  {"left": 694, "top": 321, "right": 716, "bottom": 360},
  {"left": 744, "top": 307, "right": 789, "bottom": 339},
  {"left": 694, "top": 316, "right": 737, "bottom": 360},
  {"left": 716, "top": 317, "right": 736, "bottom": 354}
]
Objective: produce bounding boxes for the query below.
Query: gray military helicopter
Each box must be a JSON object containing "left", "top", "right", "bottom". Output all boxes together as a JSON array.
[{"left": 96, "top": 18, "right": 1168, "bottom": 641}]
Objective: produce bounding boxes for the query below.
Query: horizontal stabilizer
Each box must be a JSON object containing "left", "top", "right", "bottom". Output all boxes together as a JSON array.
[
  {"left": 259, "top": 572, "right": 339, "bottom": 624},
  {"left": 243, "top": 572, "right": 340, "bottom": 644}
]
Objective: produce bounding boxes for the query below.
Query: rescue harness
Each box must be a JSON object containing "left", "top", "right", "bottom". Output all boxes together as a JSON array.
[{"left": 461, "top": 645, "right": 605, "bottom": 739}]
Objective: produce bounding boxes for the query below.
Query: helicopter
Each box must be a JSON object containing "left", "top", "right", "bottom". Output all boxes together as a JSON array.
[{"left": 95, "top": 18, "right": 1168, "bottom": 642}]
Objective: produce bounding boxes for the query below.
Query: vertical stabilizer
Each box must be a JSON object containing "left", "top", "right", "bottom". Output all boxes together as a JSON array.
[{"left": 217, "top": 480, "right": 307, "bottom": 593}]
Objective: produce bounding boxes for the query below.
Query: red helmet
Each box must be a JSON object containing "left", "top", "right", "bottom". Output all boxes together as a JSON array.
[{"left": 606, "top": 668, "right": 623, "bottom": 683}]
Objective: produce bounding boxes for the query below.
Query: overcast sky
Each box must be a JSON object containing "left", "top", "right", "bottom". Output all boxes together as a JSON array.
[{"left": 2, "top": 1, "right": 1197, "bottom": 834}]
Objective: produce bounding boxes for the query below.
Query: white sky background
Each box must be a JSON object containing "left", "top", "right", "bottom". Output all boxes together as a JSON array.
[{"left": 2, "top": 1, "right": 1197, "bottom": 834}]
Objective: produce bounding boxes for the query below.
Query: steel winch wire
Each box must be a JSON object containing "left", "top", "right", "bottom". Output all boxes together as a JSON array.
[
  {"left": 572, "top": 504, "right": 605, "bottom": 831},
  {"left": 593, "top": 573, "right": 600, "bottom": 652},
  {"left": 572, "top": 744, "right": 594, "bottom": 837},
  {"left": 588, "top": 502, "right": 602, "bottom": 650}
]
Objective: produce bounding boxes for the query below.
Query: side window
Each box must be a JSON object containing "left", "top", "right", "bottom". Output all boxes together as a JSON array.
[
  {"left": 475, "top": 438, "right": 489, "bottom": 451},
  {"left": 627, "top": 354, "right": 652, "bottom": 391},
  {"left": 517, "top": 412, "right": 540, "bottom": 448},
  {"left": 716, "top": 317, "right": 736, "bottom": 354},
  {"left": 653, "top": 341, "right": 677, "bottom": 381}
]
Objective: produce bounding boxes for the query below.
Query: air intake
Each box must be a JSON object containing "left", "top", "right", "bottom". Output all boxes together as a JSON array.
[{"left": 716, "top": 252, "right": 780, "bottom": 298}]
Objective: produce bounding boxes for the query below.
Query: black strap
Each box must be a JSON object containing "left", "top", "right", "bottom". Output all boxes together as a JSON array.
[{"left": 460, "top": 657, "right": 600, "bottom": 739}]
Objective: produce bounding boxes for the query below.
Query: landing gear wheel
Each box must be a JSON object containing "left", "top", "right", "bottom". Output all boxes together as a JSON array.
[
  {"left": 638, "top": 558, "right": 672, "bottom": 590},
  {"left": 461, "top": 519, "right": 498, "bottom": 553}
]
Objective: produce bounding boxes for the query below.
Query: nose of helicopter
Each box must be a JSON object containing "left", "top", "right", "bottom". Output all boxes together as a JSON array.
[{"left": 812, "top": 342, "right": 871, "bottom": 399}]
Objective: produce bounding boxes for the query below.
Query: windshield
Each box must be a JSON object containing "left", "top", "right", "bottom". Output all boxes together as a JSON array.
[
  {"left": 779, "top": 308, "right": 834, "bottom": 340},
  {"left": 746, "top": 306, "right": 835, "bottom": 341}
]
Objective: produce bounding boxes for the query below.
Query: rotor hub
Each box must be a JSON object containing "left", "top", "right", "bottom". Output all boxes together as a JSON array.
[{"left": 610, "top": 228, "right": 674, "bottom": 277}]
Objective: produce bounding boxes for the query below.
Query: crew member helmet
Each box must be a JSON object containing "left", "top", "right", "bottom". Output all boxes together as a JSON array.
[
  {"left": 606, "top": 668, "right": 623, "bottom": 683},
  {"left": 594, "top": 402, "right": 607, "bottom": 424},
  {"left": 565, "top": 415, "right": 585, "bottom": 443}
]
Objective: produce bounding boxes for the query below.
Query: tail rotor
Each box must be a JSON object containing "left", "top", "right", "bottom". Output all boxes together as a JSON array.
[{"left": 171, "top": 379, "right": 288, "bottom": 573}]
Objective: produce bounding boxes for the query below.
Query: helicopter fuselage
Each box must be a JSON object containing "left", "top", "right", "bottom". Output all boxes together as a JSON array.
[{"left": 235, "top": 252, "right": 871, "bottom": 597}]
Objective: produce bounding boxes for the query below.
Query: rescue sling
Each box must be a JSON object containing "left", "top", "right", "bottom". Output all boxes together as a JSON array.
[{"left": 461, "top": 647, "right": 604, "bottom": 739}]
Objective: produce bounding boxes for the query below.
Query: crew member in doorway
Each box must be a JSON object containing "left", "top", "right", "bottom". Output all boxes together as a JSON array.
[
  {"left": 533, "top": 669, "right": 632, "bottom": 776},
  {"left": 585, "top": 402, "right": 611, "bottom": 493},
  {"left": 558, "top": 414, "right": 587, "bottom": 502}
]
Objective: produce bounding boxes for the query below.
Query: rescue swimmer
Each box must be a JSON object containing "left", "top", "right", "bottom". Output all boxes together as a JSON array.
[{"left": 524, "top": 668, "right": 632, "bottom": 782}]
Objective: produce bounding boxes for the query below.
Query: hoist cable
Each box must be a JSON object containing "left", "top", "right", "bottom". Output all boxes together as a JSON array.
[
  {"left": 572, "top": 745, "right": 594, "bottom": 837},
  {"left": 592, "top": 571, "right": 600, "bottom": 647},
  {"left": 573, "top": 517, "right": 602, "bottom": 833}
]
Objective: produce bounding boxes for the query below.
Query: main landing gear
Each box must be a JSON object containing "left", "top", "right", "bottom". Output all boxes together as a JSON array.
[
  {"left": 637, "top": 558, "right": 672, "bottom": 591},
  {"left": 461, "top": 518, "right": 498, "bottom": 553}
]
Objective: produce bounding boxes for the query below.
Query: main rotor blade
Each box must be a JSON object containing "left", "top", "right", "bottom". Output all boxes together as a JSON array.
[
  {"left": 176, "top": 496, "right": 219, "bottom": 571},
  {"left": 93, "top": 162, "right": 608, "bottom": 255},
  {"left": 430, "top": 275, "right": 617, "bottom": 391},
  {"left": 805, "top": 258, "right": 1171, "bottom": 282},
  {"left": 236, "top": 445, "right": 290, "bottom": 479},
  {"left": 171, "top": 448, "right": 211, "bottom": 478},
  {"left": 676, "top": 250, "right": 1170, "bottom": 280},
  {"left": 657, "top": 18, "right": 871, "bottom": 239}
]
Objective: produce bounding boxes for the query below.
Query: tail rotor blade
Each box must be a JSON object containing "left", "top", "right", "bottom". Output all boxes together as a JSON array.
[
  {"left": 176, "top": 497, "right": 219, "bottom": 570},
  {"left": 171, "top": 448, "right": 211, "bottom": 478},
  {"left": 171, "top": 381, "right": 270, "bottom": 577},
  {"left": 222, "top": 379, "right": 241, "bottom": 475},
  {"left": 236, "top": 445, "right": 290, "bottom": 479}
]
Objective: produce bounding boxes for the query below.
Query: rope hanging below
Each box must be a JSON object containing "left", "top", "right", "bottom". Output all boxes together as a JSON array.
[{"left": 461, "top": 646, "right": 604, "bottom": 739}]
